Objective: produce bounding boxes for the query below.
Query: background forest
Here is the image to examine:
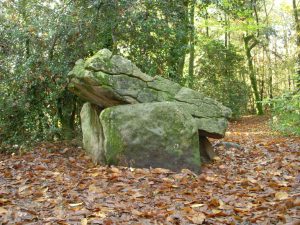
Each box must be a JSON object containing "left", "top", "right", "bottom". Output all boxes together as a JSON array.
[{"left": 0, "top": 0, "right": 299, "bottom": 148}]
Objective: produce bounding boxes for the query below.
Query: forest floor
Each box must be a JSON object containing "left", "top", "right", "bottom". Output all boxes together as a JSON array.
[{"left": 0, "top": 116, "right": 299, "bottom": 225}]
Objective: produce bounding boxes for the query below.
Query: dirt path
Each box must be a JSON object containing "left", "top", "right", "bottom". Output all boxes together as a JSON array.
[{"left": 0, "top": 116, "right": 299, "bottom": 224}]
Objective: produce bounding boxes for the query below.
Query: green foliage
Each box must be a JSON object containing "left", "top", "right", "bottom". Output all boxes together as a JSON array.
[
  {"left": 0, "top": 0, "right": 192, "bottom": 146},
  {"left": 194, "top": 39, "right": 249, "bottom": 118},
  {"left": 0, "top": 0, "right": 88, "bottom": 145},
  {"left": 0, "top": 0, "right": 298, "bottom": 148},
  {"left": 265, "top": 93, "right": 300, "bottom": 136}
]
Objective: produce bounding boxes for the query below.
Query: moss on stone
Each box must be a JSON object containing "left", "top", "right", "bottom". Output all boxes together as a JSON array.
[
  {"left": 94, "top": 71, "right": 110, "bottom": 86},
  {"left": 100, "top": 108, "right": 124, "bottom": 165}
]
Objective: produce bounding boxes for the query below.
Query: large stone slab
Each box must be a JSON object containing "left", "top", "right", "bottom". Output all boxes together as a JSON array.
[
  {"left": 68, "top": 49, "right": 232, "bottom": 138},
  {"left": 99, "top": 102, "right": 200, "bottom": 172}
]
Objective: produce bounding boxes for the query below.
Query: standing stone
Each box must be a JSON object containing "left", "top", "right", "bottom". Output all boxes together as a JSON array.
[
  {"left": 80, "top": 103, "right": 105, "bottom": 164},
  {"left": 99, "top": 102, "right": 200, "bottom": 172}
]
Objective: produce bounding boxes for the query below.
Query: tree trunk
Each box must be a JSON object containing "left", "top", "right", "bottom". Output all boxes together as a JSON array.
[
  {"left": 252, "top": 0, "right": 260, "bottom": 36},
  {"left": 57, "top": 90, "right": 77, "bottom": 140},
  {"left": 260, "top": 49, "right": 265, "bottom": 101},
  {"left": 188, "top": 0, "right": 195, "bottom": 88},
  {"left": 224, "top": 13, "right": 228, "bottom": 48},
  {"left": 25, "top": 39, "right": 30, "bottom": 59},
  {"left": 205, "top": 8, "right": 209, "bottom": 37},
  {"left": 284, "top": 29, "right": 291, "bottom": 90},
  {"left": 263, "top": 0, "right": 273, "bottom": 98},
  {"left": 244, "top": 35, "right": 264, "bottom": 115},
  {"left": 167, "top": 1, "right": 189, "bottom": 82},
  {"left": 293, "top": 0, "right": 300, "bottom": 89},
  {"left": 267, "top": 52, "right": 273, "bottom": 99}
]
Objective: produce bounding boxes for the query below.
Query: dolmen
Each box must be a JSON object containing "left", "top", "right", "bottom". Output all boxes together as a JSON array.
[{"left": 68, "top": 49, "right": 232, "bottom": 173}]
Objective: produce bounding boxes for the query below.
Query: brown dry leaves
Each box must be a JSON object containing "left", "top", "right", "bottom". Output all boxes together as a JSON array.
[{"left": 0, "top": 116, "right": 299, "bottom": 224}]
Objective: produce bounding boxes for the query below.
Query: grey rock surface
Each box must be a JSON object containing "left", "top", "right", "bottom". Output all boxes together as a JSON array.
[{"left": 99, "top": 102, "right": 200, "bottom": 172}]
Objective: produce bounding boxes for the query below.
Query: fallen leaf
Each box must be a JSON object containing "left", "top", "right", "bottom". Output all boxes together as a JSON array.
[
  {"left": 151, "top": 168, "right": 172, "bottom": 174},
  {"left": 293, "top": 198, "right": 300, "bottom": 206},
  {"left": 247, "top": 177, "right": 257, "bottom": 183},
  {"left": 61, "top": 148, "right": 69, "bottom": 154},
  {"left": 213, "top": 156, "right": 221, "bottom": 161},
  {"left": 35, "top": 165, "right": 47, "bottom": 170},
  {"left": 212, "top": 209, "right": 222, "bottom": 214},
  {"left": 69, "top": 202, "right": 83, "bottom": 207},
  {"left": 81, "top": 218, "right": 88, "bottom": 225},
  {"left": 191, "top": 203, "right": 205, "bottom": 208},
  {"left": 93, "top": 211, "right": 106, "bottom": 218},
  {"left": 0, "top": 207, "right": 8, "bottom": 214},
  {"left": 275, "top": 192, "right": 289, "bottom": 200},
  {"left": 209, "top": 198, "right": 220, "bottom": 207},
  {"left": 18, "top": 185, "right": 30, "bottom": 193},
  {"left": 0, "top": 198, "right": 10, "bottom": 204},
  {"left": 234, "top": 207, "right": 250, "bottom": 213},
  {"left": 187, "top": 212, "right": 206, "bottom": 224},
  {"left": 132, "top": 209, "right": 142, "bottom": 216},
  {"left": 132, "top": 192, "right": 144, "bottom": 198},
  {"left": 110, "top": 167, "right": 120, "bottom": 173}
]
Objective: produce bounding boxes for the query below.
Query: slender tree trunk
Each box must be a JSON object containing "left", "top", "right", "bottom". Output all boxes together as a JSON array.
[
  {"left": 260, "top": 74, "right": 264, "bottom": 100},
  {"left": 252, "top": 0, "right": 260, "bottom": 36},
  {"left": 284, "top": 29, "right": 291, "bottom": 90},
  {"left": 25, "top": 39, "right": 30, "bottom": 59},
  {"left": 242, "top": 0, "right": 263, "bottom": 115},
  {"left": 188, "top": 0, "right": 195, "bottom": 88},
  {"left": 274, "top": 38, "right": 278, "bottom": 91},
  {"left": 261, "top": 49, "right": 265, "bottom": 101},
  {"left": 268, "top": 53, "right": 273, "bottom": 98},
  {"left": 293, "top": 0, "right": 300, "bottom": 89},
  {"left": 167, "top": 0, "right": 189, "bottom": 82},
  {"left": 57, "top": 90, "right": 77, "bottom": 140},
  {"left": 223, "top": 13, "right": 230, "bottom": 87},
  {"left": 228, "top": 17, "right": 231, "bottom": 46},
  {"left": 244, "top": 35, "right": 264, "bottom": 115},
  {"left": 224, "top": 13, "right": 228, "bottom": 48},
  {"left": 265, "top": 38, "right": 273, "bottom": 99},
  {"left": 20, "top": 0, "right": 30, "bottom": 59},
  {"left": 205, "top": 8, "right": 209, "bottom": 37},
  {"left": 263, "top": 0, "right": 273, "bottom": 98}
]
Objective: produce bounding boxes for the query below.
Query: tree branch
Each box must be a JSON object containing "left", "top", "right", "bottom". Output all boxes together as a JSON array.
[{"left": 249, "top": 38, "right": 259, "bottom": 50}]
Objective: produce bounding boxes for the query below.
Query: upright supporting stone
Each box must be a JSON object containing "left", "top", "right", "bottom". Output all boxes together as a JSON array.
[
  {"left": 80, "top": 103, "right": 105, "bottom": 164},
  {"left": 199, "top": 136, "right": 217, "bottom": 162},
  {"left": 99, "top": 102, "right": 201, "bottom": 173}
]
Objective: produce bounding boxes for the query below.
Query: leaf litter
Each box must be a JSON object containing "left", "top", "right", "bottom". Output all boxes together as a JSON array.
[{"left": 0, "top": 116, "right": 299, "bottom": 224}]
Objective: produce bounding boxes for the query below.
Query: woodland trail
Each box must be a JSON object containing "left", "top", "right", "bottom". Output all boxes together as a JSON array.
[{"left": 0, "top": 116, "right": 299, "bottom": 224}]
